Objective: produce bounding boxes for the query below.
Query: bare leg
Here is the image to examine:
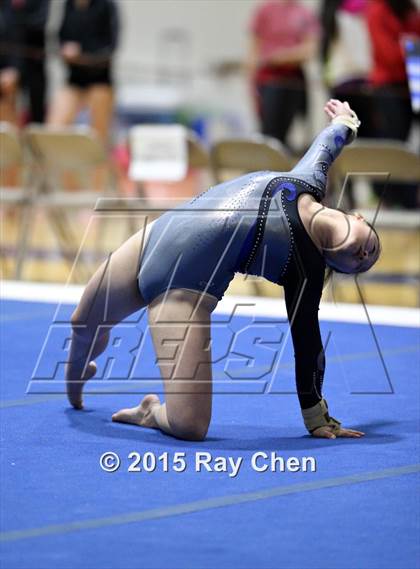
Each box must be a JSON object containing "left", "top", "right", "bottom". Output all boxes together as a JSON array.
[
  {"left": 112, "top": 289, "right": 218, "bottom": 441},
  {"left": 86, "top": 84, "right": 114, "bottom": 144},
  {"left": 84, "top": 85, "right": 114, "bottom": 192},
  {"left": 47, "top": 86, "right": 82, "bottom": 127},
  {"left": 66, "top": 220, "right": 155, "bottom": 408},
  {"left": 0, "top": 76, "right": 19, "bottom": 125}
]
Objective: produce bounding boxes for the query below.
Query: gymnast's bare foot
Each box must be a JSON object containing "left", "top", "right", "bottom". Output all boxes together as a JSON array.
[
  {"left": 66, "top": 361, "right": 97, "bottom": 410},
  {"left": 112, "top": 394, "right": 160, "bottom": 428}
]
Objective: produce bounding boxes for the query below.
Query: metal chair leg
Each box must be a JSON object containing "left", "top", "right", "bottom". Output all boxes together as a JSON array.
[
  {"left": 48, "top": 209, "right": 90, "bottom": 283},
  {"left": 14, "top": 200, "right": 34, "bottom": 280}
]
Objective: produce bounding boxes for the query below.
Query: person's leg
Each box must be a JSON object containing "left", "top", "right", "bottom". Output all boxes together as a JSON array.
[
  {"left": 47, "top": 85, "right": 82, "bottom": 126},
  {"left": 84, "top": 84, "right": 114, "bottom": 192},
  {"left": 46, "top": 85, "right": 85, "bottom": 190},
  {"left": 85, "top": 84, "right": 114, "bottom": 144},
  {"left": 258, "top": 81, "right": 301, "bottom": 148},
  {"left": 0, "top": 69, "right": 19, "bottom": 125},
  {"left": 66, "top": 221, "right": 154, "bottom": 408},
  {"left": 112, "top": 289, "right": 218, "bottom": 441},
  {"left": 332, "top": 80, "right": 375, "bottom": 138},
  {"left": 373, "top": 84, "right": 412, "bottom": 140},
  {"left": 21, "top": 30, "right": 47, "bottom": 123},
  {"left": 27, "top": 59, "right": 47, "bottom": 123},
  {"left": 372, "top": 84, "right": 417, "bottom": 208}
]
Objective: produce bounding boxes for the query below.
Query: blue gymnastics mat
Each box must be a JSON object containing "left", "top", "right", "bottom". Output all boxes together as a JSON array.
[{"left": 0, "top": 296, "right": 419, "bottom": 569}]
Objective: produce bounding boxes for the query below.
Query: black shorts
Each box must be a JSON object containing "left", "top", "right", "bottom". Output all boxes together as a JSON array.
[{"left": 67, "top": 65, "right": 112, "bottom": 89}]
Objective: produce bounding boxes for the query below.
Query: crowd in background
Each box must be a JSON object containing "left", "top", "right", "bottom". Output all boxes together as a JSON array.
[
  {"left": 247, "top": 0, "right": 419, "bottom": 207},
  {"left": 0, "top": 0, "right": 118, "bottom": 142},
  {"left": 0, "top": 0, "right": 49, "bottom": 125},
  {"left": 248, "top": 0, "right": 419, "bottom": 148},
  {"left": 0, "top": 0, "right": 419, "bottom": 206}
]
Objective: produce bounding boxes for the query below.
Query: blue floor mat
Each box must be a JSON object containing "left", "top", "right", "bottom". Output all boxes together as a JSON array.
[{"left": 1, "top": 299, "right": 419, "bottom": 569}]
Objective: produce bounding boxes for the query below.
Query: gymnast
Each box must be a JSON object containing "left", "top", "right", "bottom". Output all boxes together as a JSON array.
[{"left": 66, "top": 99, "right": 380, "bottom": 441}]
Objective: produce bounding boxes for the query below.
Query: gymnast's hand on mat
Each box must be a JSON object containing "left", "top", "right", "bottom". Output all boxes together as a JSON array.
[
  {"left": 323, "top": 99, "right": 354, "bottom": 121},
  {"left": 311, "top": 425, "right": 365, "bottom": 439}
]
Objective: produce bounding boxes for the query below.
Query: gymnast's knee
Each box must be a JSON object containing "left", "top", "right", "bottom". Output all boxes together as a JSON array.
[{"left": 168, "top": 412, "right": 210, "bottom": 442}]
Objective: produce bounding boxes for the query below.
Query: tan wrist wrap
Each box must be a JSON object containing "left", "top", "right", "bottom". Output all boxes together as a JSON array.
[{"left": 302, "top": 399, "right": 341, "bottom": 434}]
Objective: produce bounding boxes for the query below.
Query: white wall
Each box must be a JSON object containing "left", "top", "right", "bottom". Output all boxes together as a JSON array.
[
  {"left": 116, "top": 0, "right": 324, "bottom": 137},
  {"left": 47, "top": 0, "right": 326, "bottom": 138},
  {"left": 116, "top": 0, "right": 321, "bottom": 76},
  {"left": 117, "top": 0, "right": 260, "bottom": 72}
]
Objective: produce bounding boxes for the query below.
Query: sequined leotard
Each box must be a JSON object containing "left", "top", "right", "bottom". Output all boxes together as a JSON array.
[{"left": 138, "top": 123, "right": 352, "bottom": 408}]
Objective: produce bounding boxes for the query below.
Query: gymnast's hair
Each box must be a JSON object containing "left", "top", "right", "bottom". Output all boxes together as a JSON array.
[{"left": 324, "top": 212, "right": 382, "bottom": 286}]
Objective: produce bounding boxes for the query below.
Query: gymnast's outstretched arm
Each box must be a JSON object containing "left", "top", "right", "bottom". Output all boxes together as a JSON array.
[
  {"left": 290, "top": 99, "right": 360, "bottom": 198},
  {"left": 283, "top": 100, "right": 364, "bottom": 439},
  {"left": 283, "top": 243, "right": 365, "bottom": 440}
]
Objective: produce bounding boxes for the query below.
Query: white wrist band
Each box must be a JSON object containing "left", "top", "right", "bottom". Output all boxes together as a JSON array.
[{"left": 331, "top": 113, "right": 361, "bottom": 140}]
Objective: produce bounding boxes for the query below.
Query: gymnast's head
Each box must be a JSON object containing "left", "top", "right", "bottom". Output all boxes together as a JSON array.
[{"left": 319, "top": 209, "right": 381, "bottom": 275}]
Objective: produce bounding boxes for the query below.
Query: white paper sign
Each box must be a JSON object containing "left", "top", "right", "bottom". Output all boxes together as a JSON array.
[{"left": 129, "top": 124, "right": 188, "bottom": 182}]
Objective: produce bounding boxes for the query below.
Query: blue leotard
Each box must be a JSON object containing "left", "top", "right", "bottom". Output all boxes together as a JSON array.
[
  {"left": 137, "top": 122, "right": 352, "bottom": 411},
  {"left": 138, "top": 122, "right": 350, "bottom": 305}
]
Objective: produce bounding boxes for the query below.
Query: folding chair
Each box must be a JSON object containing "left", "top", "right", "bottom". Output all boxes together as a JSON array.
[
  {"left": 210, "top": 135, "right": 293, "bottom": 183},
  {"left": 332, "top": 139, "right": 420, "bottom": 209},
  {"left": 186, "top": 130, "right": 211, "bottom": 170},
  {"left": 22, "top": 125, "right": 124, "bottom": 281},
  {"left": 0, "top": 122, "right": 33, "bottom": 278}
]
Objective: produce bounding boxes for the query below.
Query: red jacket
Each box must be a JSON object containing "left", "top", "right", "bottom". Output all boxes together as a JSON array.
[{"left": 366, "top": 0, "right": 420, "bottom": 86}]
